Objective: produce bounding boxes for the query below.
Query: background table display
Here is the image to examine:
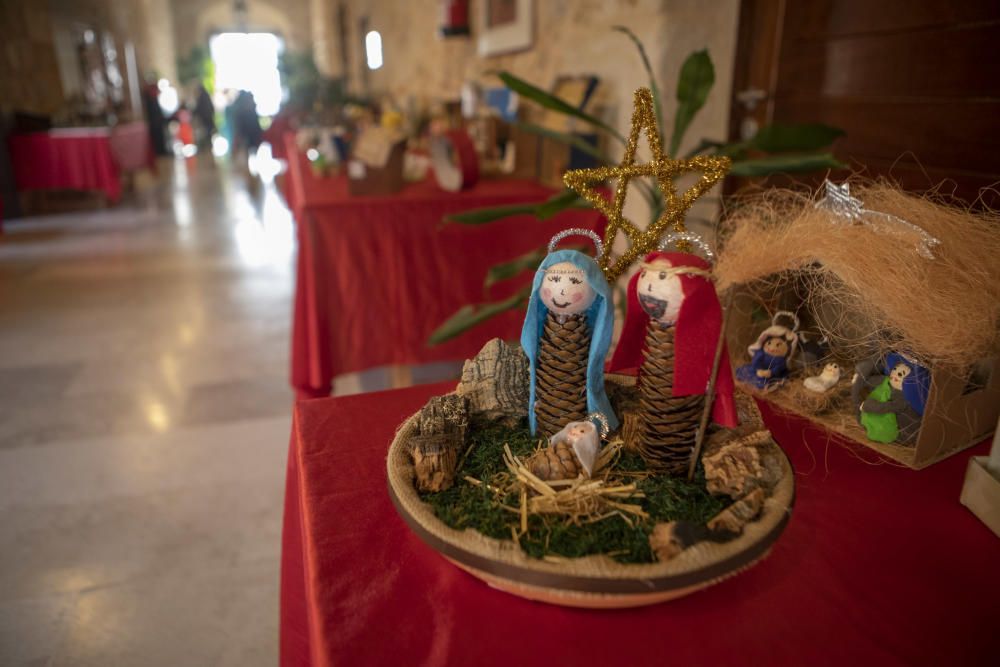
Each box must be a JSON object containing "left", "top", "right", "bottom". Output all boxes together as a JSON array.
[
  {"left": 284, "top": 136, "right": 605, "bottom": 398},
  {"left": 8, "top": 122, "right": 154, "bottom": 204},
  {"left": 280, "top": 381, "right": 997, "bottom": 667}
]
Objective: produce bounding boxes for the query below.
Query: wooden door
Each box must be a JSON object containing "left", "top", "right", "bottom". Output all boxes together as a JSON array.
[{"left": 731, "top": 0, "right": 1000, "bottom": 205}]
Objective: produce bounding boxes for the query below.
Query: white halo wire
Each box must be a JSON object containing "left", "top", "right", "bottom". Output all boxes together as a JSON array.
[
  {"left": 587, "top": 412, "right": 610, "bottom": 440},
  {"left": 548, "top": 228, "right": 603, "bottom": 258},
  {"left": 658, "top": 231, "right": 716, "bottom": 263},
  {"left": 772, "top": 310, "right": 800, "bottom": 332}
]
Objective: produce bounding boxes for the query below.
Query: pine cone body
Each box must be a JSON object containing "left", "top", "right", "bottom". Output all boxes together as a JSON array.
[
  {"left": 528, "top": 440, "right": 582, "bottom": 481},
  {"left": 638, "top": 322, "right": 704, "bottom": 474},
  {"left": 534, "top": 313, "right": 590, "bottom": 437}
]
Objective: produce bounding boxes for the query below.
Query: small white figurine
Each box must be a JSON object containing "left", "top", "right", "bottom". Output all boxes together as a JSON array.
[
  {"left": 803, "top": 362, "right": 842, "bottom": 393},
  {"left": 527, "top": 414, "right": 609, "bottom": 482}
]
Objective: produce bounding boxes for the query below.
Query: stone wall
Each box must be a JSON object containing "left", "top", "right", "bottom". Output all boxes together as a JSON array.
[
  {"left": 321, "top": 0, "right": 740, "bottom": 236},
  {"left": 0, "top": 2, "right": 67, "bottom": 116},
  {"left": 170, "top": 0, "right": 313, "bottom": 65}
]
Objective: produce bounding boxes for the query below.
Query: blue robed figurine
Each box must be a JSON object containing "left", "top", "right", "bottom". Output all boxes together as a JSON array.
[
  {"left": 520, "top": 229, "right": 618, "bottom": 437},
  {"left": 735, "top": 313, "right": 800, "bottom": 392}
]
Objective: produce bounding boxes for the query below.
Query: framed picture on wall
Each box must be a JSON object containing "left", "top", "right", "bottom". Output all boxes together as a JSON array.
[{"left": 477, "top": 0, "right": 534, "bottom": 56}]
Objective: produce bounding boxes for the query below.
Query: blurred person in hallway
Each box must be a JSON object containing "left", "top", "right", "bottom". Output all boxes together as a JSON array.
[
  {"left": 230, "top": 89, "right": 264, "bottom": 166},
  {"left": 193, "top": 83, "right": 217, "bottom": 150}
]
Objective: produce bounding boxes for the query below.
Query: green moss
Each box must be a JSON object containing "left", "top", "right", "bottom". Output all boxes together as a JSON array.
[{"left": 421, "top": 419, "right": 728, "bottom": 564}]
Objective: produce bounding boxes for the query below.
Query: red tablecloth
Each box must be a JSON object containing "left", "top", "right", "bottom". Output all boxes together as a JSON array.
[
  {"left": 8, "top": 124, "right": 152, "bottom": 204},
  {"left": 286, "top": 134, "right": 605, "bottom": 398},
  {"left": 281, "top": 382, "right": 998, "bottom": 667},
  {"left": 108, "top": 121, "right": 156, "bottom": 173}
]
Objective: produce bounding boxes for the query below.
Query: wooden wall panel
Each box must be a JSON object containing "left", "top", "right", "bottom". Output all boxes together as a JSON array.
[
  {"left": 787, "top": 0, "right": 1000, "bottom": 40},
  {"left": 732, "top": 0, "right": 1000, "bottom": 204},
  {"left": 776, "top": 24, "right": 1000, "bottom": 99}
]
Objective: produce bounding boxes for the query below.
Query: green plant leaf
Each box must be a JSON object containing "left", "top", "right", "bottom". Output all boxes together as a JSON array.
[
  {"left": 748, "top": 123, "right": 845, "bottom": 153},
  {"left": 729, "top": 152, "right": 844, "bottom": 177},
  {"left": 612, "top": 26, "right": 663, "bottom": 150},
  {"left": 496, "top": 71, "right": 626, "bottom": 144},
  {"left": 513, "top": 122, "right": 608, "bottom": 164},
  {"left": 484, "top": 240, "right": 590, "bottom": 289},
  {"left": 534, "top": 189, "right": 586, "bottom": 220},
  {"left": 444, "top": 202, "right": 539, "bottom": 225},
  {"left": 684, "top": 137, "right": 729, "bottom": 158},
  {"left": 484, "top": 246, "right": 547, "bottom": 289},
  {"left": 670, "top": 50, "right": 715, "bottom": 157},
  {"left": 443, "top": 190, "right": 584, "bottom": 226},
  {"left": 428, "top": 286, "right": 532, "bottom": 345}
]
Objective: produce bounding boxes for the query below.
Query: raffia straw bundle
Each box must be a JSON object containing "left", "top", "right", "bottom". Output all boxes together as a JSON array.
[
  {"left": 715, "top": 182, "right": 1000, "bottom": 371},
  {"left": 499, "top": 442, "right": 649, "bottom": 530}
]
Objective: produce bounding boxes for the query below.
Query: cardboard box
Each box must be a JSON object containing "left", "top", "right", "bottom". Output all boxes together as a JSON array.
[
  {"left": 725, "top": 287, "right": 1000, "bottom": 469},
  {"left": 960, "top": 456, "right": 1000, "bottom": 538}
]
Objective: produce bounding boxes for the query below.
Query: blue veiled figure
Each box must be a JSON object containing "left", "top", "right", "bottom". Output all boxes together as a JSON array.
[
  {"left": 520, "top": 246, "right": 618, "bottom": 435},
  {"left": 885, "top": 352, "right": 931, "bottom": 416}
]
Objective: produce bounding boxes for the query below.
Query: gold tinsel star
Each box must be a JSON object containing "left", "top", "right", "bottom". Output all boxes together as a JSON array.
[{"left": 563, "top": 87, "right": 731, "bottom": 282}]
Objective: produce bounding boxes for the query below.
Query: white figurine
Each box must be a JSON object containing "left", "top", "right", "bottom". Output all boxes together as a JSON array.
[
  {"left": 550, "top": 420, "right": 602, "bottom": 477},
  {"left": 803, "top": 362, "right": 842, "bottom": 393}
]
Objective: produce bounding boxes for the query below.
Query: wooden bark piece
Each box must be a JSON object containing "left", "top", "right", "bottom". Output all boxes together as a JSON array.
[
  {"left": 534, "top": 313, "right": 590, "bottom": 437},
  {"left": 702, "top": 430, "right": 778, "bottom": 498},
  {"left": 707, "top": 488, "right": 766, "bottom": 534},
  {"left": 648, "top": 521, "right": 709, "bottom": 562},
  {"left": 411, "top": 434, "right": 460, "bottom": 493},
  {"left": 638, "top": 322, "right": 704, "bottom": 474},
  {"left": 410, "top": 394, "right": 468, "bottom": 493},
  {"left": 456, "top": 338, "right": 529, "bottom": 420}
]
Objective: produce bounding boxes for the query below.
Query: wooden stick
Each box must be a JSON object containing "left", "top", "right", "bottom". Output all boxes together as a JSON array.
[{"left": 688, "top": 290, "right": 734, "bottom": 481}]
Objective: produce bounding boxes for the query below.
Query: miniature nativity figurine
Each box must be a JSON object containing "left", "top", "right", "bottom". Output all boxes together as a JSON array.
[
  {"left": 528, "top": 415, "right": 607, "bottom": 482},
  {"left": 608, "top": 239, "right": 738, "bottom": 474},
  {"left": 521, "top": 229, "right": 618, "bottom": 438},
  {"left": 735, "top": 313, "right": 800, "bottom": 392},
  {"left": 852, "top": 352, "right": 930, "bottom": 445},
  {"left": 803, "top": 362, "right": 842, "bottom": 393}
]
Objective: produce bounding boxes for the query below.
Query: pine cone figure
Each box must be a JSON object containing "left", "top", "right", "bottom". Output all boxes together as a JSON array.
[
  {"left": 528, "top": 440, "right": 583, "bottom": 481},
  {"left": 534, "top": 313, "right": 590, "bottom": 437},
  {"left": 638, "top": 322, "right": 704, "bottom": 474}
]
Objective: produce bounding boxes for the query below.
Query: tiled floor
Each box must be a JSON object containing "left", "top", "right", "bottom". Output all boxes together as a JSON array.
[
  {"left": 0, "top": 156, "right": 294, "bottom": 665},
  {"left": 0, "top": 153, "right": 460, "bottom": 665}
]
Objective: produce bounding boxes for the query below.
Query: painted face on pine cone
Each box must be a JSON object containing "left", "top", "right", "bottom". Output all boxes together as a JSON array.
[
  {"left": 541, "top": 262, "right": 596, "bottom": 315},
  {"left": 637, "top": 260, "right": 683, "bottom": 324}
]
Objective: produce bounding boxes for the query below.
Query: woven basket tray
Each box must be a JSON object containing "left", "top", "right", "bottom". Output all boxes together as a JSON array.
[{"left": 387, "top": 392, "right": 795, "bottom": 608}]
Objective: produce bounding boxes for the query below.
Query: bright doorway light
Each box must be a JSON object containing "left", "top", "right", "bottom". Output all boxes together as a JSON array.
[
  {"left": 209, "top": 32, "right": 284, "bottom": 116},
  {"left": 365, "top": 30, "right": 383, "bottom": 70}
]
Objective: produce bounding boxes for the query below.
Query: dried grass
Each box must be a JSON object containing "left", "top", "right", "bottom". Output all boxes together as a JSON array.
[
  {"left": 715, "top": 181, "right": 1000, "bottom": 370},
  {"left": 500, "top": 441, "right": 649, "bottom": 529}
]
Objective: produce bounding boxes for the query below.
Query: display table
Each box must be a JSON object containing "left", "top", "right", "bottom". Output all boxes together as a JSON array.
[
  {"left": 284, "top": 135, "right": 605, "bottom": 398},
  {"left": 8, "top": 122, "right": 154, "bottom": 205},
  {"left": 281, "top": 382, "right": 998, "bottom": 667}
]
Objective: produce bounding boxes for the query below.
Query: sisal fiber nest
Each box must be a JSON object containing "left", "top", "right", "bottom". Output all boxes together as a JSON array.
[{"left": 715, "top": 182, "right": 1000, "bottom": 371}]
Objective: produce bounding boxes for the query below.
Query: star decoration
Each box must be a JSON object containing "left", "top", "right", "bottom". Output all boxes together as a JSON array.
[{"left": 563, "top": 87, "right": 731, "bottom": 282}]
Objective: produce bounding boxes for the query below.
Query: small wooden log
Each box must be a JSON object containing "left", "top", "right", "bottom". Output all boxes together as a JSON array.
[
  {"left": 410, "top": 433, "right": 460, "bottom": 493},
  {"left": 707, "top": 488, "right": 766, "bottom": 534}
]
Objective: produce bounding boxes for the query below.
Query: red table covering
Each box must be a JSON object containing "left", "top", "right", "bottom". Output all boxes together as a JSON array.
[
  {"left": 8, "top": 123, "right": 153, "bottom": 204},
  {"left": 281, "top": 382, "right": 998, "bottom": 667},
  {"left": 108, "top": 121, "right": 156, "bottom": 173},
  {"left": 285, "top": 134, "right": 605, "bottom": 398}
]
